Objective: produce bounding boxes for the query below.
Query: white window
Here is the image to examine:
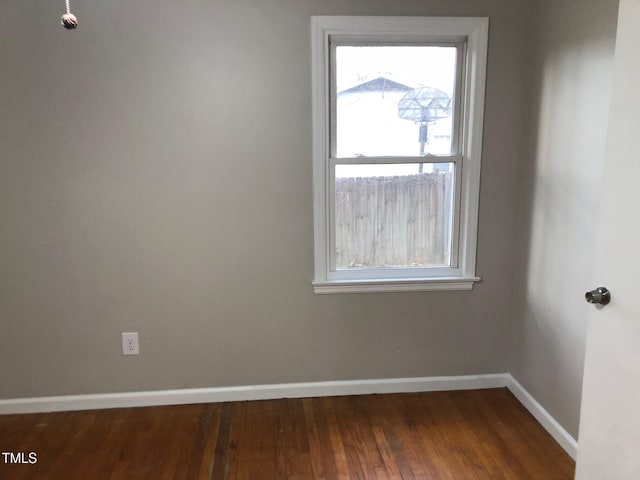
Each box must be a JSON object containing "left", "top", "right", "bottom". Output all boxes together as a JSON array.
[{"left": 311, "top": 16, "right": 488, "bottom": 294}]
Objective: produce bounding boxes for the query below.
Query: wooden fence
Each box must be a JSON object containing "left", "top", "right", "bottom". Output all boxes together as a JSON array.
[{"left": 335, "top": 172, "right": 453, "bottom": 268}]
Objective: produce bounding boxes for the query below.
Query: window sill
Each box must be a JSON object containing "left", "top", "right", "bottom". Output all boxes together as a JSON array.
[{"left": 312, "top": 277, "right": 481, "bottom": 294}]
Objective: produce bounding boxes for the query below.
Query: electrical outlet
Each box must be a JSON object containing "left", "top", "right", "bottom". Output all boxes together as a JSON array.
[{"left": 122, "top": 332, "right": 139, "bottom": 355}]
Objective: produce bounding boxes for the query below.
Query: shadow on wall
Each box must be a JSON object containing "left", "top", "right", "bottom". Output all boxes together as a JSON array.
[{"left": 509, "top": 0, "right": 619, "bottom": 439}]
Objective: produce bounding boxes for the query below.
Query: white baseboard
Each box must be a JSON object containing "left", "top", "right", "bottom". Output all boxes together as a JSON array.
[
  {"left": 0, "top": 372, "right": 577, "bottom": 460},
  {"left": 506, "top": 374, "right": 578, "bottom": 460},
  {"left": 0, "top": 374, "right": 508, "bottom": 415}
]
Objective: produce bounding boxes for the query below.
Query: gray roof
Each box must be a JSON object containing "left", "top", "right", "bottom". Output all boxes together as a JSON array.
[{"left": 339, "top": 77, "right": 413, "bottom": 95}]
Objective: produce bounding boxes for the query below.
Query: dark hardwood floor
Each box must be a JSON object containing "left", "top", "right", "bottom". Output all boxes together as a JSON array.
[{"left": 0, "top": 388, "right": 574, "bottom": 479}]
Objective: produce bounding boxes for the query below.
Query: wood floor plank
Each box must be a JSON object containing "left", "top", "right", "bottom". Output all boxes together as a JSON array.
[
  {"left": 212, "top": 403, "right": 233, "bottom": 480},
  {"left": 338, "top": 396, "right": 388, "bottom": 479},
  {"left": 303, "top": 397, "right": 337, "bottom": 480},
  {"left": 381, "top": 394, "right": 441, "bottom": 479},
  {"left": 222, "top": 403, "right": 240, "bottom": 480},
  {"left": 0, "top": 388, "right": 575, "bottom": 479},
  {"left": 432, "top": 391, "right": 499, "bottom": 479},
  {"left": 46, "top": 410, "right": 102, "bottom": 479},
  {"left": 190, "top": 404, "right": 222, "bottom": 480},
  {"left": 478, "top": 390, "right": 574, "bottom": 479},
  {"left": 280, "top": 398, "right": 312, "bottom": 479},
  {"left": 402, "top": 393, "right": 464, "bottom": 480},
  {"left": 320, "top": 397, "right": 352, "bottom": 480},
  {"left": 72, "top": 409, "right": 134, "bottom": 480},
  {"left": 370, "top": 425, "right": 404, "bottom": 479},
  {"left": 444, "top": 391, "right": 524, "bottom": 480},
  {"left": 161, "top": 405, "right": 206, "bottom": 480}
]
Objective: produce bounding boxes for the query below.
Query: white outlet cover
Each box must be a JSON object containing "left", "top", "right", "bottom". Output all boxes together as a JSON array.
[{"left": 122, "top": 332, "right": 139, "bottom": 355}]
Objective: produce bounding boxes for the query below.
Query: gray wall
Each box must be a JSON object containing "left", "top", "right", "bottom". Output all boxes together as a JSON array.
[
  {"left": 510, "top": 0, "right": 619, "bottom": 438},
  {"left": 0, "top": 0, "right": 530, "bottom": 398}
]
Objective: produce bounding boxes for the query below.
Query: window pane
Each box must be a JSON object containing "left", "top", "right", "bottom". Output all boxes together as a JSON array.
[
  {"left": 335, "top": 46, "right": 457, "bottom": 158},
  {"left": 335, "top": 163, "right": 454, "bottom": 269}
]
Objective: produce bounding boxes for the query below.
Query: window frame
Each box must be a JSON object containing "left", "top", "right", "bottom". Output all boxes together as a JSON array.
[{"left": 311, "top": 16, "right": 489, "bottom": 294}]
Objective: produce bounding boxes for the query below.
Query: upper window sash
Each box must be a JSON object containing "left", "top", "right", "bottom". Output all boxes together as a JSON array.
[{"left": 329, "top": 39, "right": 466, "bottom": 159}]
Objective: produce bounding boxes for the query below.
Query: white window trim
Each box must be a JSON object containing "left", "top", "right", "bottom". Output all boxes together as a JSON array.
[{"left": 311, "top": 16, "right": 488, "bottom": 294}]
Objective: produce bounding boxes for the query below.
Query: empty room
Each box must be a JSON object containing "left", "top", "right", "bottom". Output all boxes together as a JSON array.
[{"left": 1, "top": 0, "right": 638, "bottom": 478}]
